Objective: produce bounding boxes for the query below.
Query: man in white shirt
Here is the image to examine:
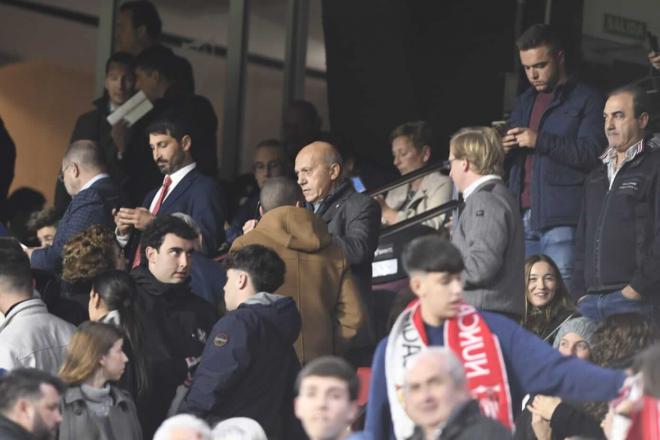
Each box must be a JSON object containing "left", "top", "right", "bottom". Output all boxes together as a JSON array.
[
  {"left": 114, "top": 111, "right": 224, "bottom": 263},
  {"left": 448, "top": 126, "right": 525, "bottom": 320}
]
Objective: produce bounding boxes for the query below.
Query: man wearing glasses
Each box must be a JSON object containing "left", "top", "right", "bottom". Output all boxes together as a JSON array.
[{"left": 27, "top": 140, "right": 121, "bottom": 273}]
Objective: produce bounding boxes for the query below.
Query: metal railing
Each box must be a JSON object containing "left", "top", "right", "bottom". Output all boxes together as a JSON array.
[
  {"left": 378, "top": 199, "right": 461, "bottom": 239},
  {"left": 368, "top": 161, "right": 450, "bottom": 198},
  {"left": 367, "top": 161, "right": 462, "bottom": 239}
]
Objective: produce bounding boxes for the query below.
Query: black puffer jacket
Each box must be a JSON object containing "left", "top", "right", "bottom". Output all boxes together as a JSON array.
[{"left": 130, "top": 267, "right": 217, "bottom": 438}]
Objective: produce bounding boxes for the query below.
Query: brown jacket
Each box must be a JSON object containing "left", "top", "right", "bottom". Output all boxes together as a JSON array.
[{"left": 231, "top": 206, "right": 365, "bottom": 363}]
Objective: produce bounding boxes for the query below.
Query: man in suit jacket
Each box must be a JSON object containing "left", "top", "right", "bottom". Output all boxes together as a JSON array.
[
  {"left": 114, "top": 111, "right": 224, "bottom": 261},
  {"left": 28, "top": 140, "right": 121, "bottom": 273},
  {"left": 448, "top": 127, "right": 525, "bottom": 320}
]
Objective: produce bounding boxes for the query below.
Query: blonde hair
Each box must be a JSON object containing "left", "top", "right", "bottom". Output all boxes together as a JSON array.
[
  {"left": 59, "top": 321, "right": 124, "bottom": 385},
  {"left": 449, "top": 126, "right": 505, "bottom": 176}
]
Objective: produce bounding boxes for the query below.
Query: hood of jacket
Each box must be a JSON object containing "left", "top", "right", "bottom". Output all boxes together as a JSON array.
[
  {"left": 130, "top": 266, "right": 192, "bottom": 300},
  {"left": 255, "top": 206, "right": 332, "bottom": 252},
  {"left": 240, "top": 292, "right": 301, "bottom": 345}
]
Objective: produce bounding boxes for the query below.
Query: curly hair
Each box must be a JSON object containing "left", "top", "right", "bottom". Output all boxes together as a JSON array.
[
  {"left": 591, "top": 313, "right": 660, "bottom": 369},
  {"left": 61, "top": 225, "right": 120, "bottom": 283},
  {"left": 522, "top": 254, "right": 576, "bottom": 340},
  {"left": 583, "top": 313, "right": 660, "bottom": 422}
]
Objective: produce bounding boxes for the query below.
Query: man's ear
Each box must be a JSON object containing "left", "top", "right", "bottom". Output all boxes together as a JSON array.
[
  {"left": 640, "top": 112, "right": 650, "bottom": 129},
  {"left": 556, "top": 49, "right": 566, "bottom": 66},
  {"left": 237, "top": 271, "right": 249, "bottom": 290},
  {"left": 145, "top": 246, "right": 157, "bottom": 264},
  {"left": 135, "top": 24, "right": 148, "bottom": 42},
  {"left": 409, "top": 275, "right": 423, "bottom": 298},
  {"left": 348, "top": 400, "right": 360, "bottom": 422},
  {"left": 180, "top": 135, "right": 192, "bottom": 152},
  {"left": 258, "top": 205, "right": 265, "bottom": 216},
  {"left": 329, "top": 162, "right": 342, "bottom": 181},
  {"left": 71, "top": 163, "right": 80, "bottom": 178}
]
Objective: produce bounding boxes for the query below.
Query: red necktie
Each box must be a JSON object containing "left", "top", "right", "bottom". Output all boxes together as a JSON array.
[{"left": 131, "top": 176, "right": 173, "bottom": 268}]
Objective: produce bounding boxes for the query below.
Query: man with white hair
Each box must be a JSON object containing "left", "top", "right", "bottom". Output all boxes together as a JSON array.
[
  {"left": 402, "top": 348, "right": 511, "bottom": 439},
  {"left": 154, "top": 414, "right": 212, "bottom": 440}
]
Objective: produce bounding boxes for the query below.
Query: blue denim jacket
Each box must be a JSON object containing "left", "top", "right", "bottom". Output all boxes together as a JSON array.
[{"left": 505, "top": 80, "right": 606, "bottom": 231}]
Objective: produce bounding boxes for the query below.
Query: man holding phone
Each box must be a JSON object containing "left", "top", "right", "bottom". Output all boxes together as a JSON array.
[{"left": 503, "top": 24, "right": 605, "bottom": 290}]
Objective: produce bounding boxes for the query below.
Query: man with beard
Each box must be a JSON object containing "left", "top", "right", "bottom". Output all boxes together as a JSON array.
[
  {"left": 0, "top": 369, "right": 65, "bottom": 440},
  {"left": 131, "top": 214, "right": 217, "bottom": 438},
  {"left": 114, "top": 111, "right": 224, "bottom": 266}
]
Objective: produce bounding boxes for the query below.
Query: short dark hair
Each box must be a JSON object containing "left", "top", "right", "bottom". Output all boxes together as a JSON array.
[
  {"left": 225, "top": 244, "right": 285, "bottom": 293},
  {"left": 259, "top": 177, "right": 301, "bottom": 212},
  {"left": 142, "top": 215, "right": 198, "bottom": 253},
  {"left": 135, "top": 45, "right": 177, "bottom": 82},
  {"left": 145, "top": 110, "right": 191, "bottom": 142},
  {"left": 295, "top": 356, "right": 359, "bottom": 401},
  {"left": 516, "top": 24, "right": 563, "bottom": 54},
  {"left": 26, "top": 208, "right": 59, "bottom": 234},
  {"left": 105, "top": 51, "right": 135, "bottom": 74},
  {"left": 0, "top": 369, "right": 65, "bottom": 415},
  {"left": 609, "top": 84, "right": 652, "bottom": 118},
  {"left": 0, "top": 242, "right": 33, "bottom": 294},
  {"left": 120, "top": 1, "right": 162, "bottom": 40},
  {"left": 389, "top": 121, "right": 432, "bottom": 153},
  {"left": 402, "top": 235, "right": 464, "bottom": 275},
  {"left": 64, "top": 140, "right": 106, "bottom": 170}
]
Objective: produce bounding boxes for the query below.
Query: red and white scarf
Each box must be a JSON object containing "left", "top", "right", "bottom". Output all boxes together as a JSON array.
[{"left": 385, "top": 300, "right": 513, "bottom": 439}]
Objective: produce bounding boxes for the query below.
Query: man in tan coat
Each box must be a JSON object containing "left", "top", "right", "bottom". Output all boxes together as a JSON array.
[{"left": 231, "top": 177, "right": 365, "bottom": 363}]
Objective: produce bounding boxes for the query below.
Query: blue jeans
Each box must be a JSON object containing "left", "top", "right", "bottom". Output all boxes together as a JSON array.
[
  {"left": 523, "top": 209, "right": 576, "bottom": 291},
  {"left": 578, "top": 290, "right": 656, "bottom": 322}
]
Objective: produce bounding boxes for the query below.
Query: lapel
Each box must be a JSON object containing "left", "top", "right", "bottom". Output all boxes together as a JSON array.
[{"left": 160, "top": 168, "right": 198, "bottom": 212}]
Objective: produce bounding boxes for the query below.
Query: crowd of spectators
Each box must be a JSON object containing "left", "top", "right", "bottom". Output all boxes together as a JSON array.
[{"left": 1, "top": 6, "right": 660, "bottom": 440}]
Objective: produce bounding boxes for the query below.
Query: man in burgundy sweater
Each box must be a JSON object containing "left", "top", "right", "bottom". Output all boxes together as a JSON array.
[{"left": 502, "top": 24, "right": 606, "bottom": 290}]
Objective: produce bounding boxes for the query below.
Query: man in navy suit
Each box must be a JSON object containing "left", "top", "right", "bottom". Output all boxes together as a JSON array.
[
  {"left": 28, "top": 140, "right": 121, "bottom": 273},
  {"left": 114, "top": 111, "right": 224, "bottom": 262}
]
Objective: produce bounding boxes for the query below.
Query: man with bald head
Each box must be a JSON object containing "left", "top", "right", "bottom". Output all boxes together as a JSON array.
[
  {"left": 295, "top": 141, "right": 380, "bottom": 362},
  {"left": 28, "top": 140, "right": 121, "bottom": 272}
]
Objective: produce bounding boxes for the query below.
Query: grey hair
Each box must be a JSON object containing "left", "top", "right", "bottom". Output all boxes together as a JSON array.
[
  {"left": 403, "top": 347, "right": 466, "bottom": 391},
  {"left": 153, "top": 414, "right": 212, "bottom": 440},
  {"left": 322, "top": 147, "right": 343, "bottom": 167},
  {"left": 212, "top": 417, "right": 267, "bottom": 440},
  {"left": 171, "top": 212, "right": 201, "bottom": 238}
]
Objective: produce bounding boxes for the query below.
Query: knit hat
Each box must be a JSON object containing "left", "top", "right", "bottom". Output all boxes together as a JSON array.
[{"left": 553, "top": 316, "right": 598, "bottom": 350}]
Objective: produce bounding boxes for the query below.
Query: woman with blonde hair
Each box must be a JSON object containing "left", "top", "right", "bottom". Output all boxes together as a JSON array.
[{"left": 58, "top": 321, "right": 142, "bottom": 440}]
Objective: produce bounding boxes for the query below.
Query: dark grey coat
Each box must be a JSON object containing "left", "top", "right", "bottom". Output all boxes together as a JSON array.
[
  {"left": 451, "top": 177, "right": 525, "bottom": 318},
  {"left": 58, "top": 385, "right": 142, "bottom": 440}
]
